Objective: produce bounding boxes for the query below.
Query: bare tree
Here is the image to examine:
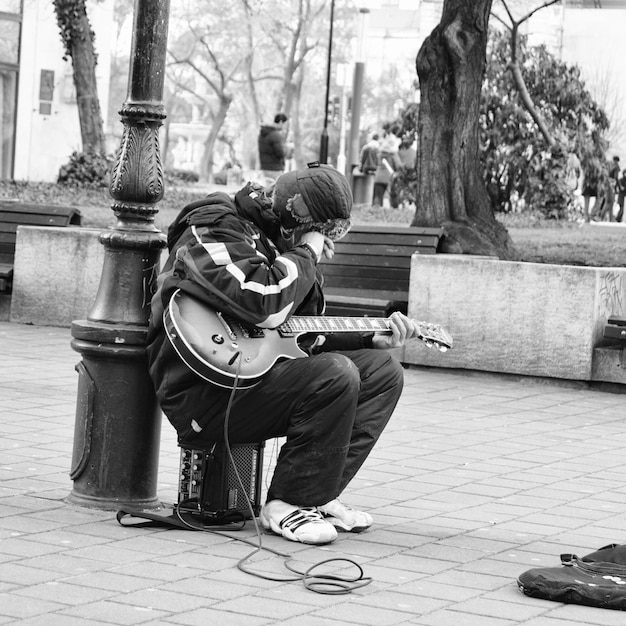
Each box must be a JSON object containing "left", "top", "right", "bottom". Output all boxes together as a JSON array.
[
  {"left": 53, "top": 0, "right": 106, "bottom": 154},
  {"left": 491, "top": 0, "right": 562, "bottom": 146},
  {"left": 244, "top": 0, "right": 328, "bottom": 167},
  {"left": 415, "top": 0, "right": 515, "bottom": 259},
  {"left": 167, "top": 1, "right": 251, "bottom": 180},
  {"left": 164, "top": 0, "right": 339, "bottom": 175},
  {"left": 587, "top": 64, "right": 626, "bottom": 153}
]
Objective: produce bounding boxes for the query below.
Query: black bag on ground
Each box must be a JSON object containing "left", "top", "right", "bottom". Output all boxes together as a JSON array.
[{"left": 518, "top": 543, "right": 626, "bottom": 611}]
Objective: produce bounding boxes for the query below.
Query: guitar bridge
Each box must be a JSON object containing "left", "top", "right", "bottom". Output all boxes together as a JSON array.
[{"left": 216, "top": 311, "right": 237, "bottom": 341}]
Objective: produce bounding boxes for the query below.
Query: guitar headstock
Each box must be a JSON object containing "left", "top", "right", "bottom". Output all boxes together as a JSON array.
[{"left": 415, "top": 321, "right": 453, "bottom": 352}]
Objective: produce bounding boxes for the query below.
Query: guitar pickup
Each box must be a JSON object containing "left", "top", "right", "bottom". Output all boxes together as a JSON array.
[{"left": 234, "top": 320, "right": 265, "bottom": 339}]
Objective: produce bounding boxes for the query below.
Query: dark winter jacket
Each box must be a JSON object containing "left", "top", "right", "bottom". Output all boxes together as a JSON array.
[
  {"left": 146, "top": 183, "right": 372, "bottom": 442},
  {"left": 258, "top": 124, "right": 287, "bottom": 171},
  {"left": 359, "top": 141, "right": 379, "bottom": 174}
]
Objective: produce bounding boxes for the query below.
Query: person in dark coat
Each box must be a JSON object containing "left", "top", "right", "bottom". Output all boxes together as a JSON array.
[
  {"left": 258, "top": 113, "right": 291, "bottom": 180},
  {"left": 373, "top": 133, "right": 402, "bottom": 207},
  {"left": 147, "top": 163, "right": 421, "bottom": 545},
  {"left": 617, "top": 169, "right": 626, "bottom": 223}
]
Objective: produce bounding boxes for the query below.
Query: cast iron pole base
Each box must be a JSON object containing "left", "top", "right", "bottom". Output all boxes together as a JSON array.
[{"left": 68, "top": 321, "right": 162, "bottom": 510}]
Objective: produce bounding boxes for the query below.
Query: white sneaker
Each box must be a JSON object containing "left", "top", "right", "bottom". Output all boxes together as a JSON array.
[
  {"left": 260, "top": 500, "right": 337, "bottom": 545},
  {"left": 319, "top": 499, "right": 373, "bottom": 533}
]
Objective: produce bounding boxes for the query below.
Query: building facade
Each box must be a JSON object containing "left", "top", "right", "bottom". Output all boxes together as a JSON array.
[{"left": 3, "top": 0, "right": 112, "bottom": 183}]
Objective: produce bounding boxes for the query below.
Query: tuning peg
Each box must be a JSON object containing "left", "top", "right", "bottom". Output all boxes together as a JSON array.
[{"left": 438, "top": 346, "right": 448, "bottom": 353}]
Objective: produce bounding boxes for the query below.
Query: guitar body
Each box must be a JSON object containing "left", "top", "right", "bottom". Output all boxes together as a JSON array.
[
  {"left": 164, "top": 290, "right": 452, "bottom": 389},
  {"left": 164, "top": 290, "right": 307, "bottom": 389}
]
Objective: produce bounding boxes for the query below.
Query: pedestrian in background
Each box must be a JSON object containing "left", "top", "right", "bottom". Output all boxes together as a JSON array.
[
  {"left": 617, "top": 169, "right": 626, "bottom": 223},
  {"left": 373, "top": 132, "right": 401, "bottom": 207},
  {"left": 359, "top": 133, "right": 380, "bottom": 174},
  {"left": 258, "top": 113, "right": 292, "bottom": 182}
]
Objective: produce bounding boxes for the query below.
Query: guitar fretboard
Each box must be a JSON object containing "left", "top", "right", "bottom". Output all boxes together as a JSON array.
[{"left": 280, "top": 316, "right": 391, "bottom": 334}]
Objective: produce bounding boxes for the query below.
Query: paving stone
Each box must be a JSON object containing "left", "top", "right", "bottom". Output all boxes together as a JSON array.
[{"left": 2, "top": 321, "right": 626, "bottom": 625}]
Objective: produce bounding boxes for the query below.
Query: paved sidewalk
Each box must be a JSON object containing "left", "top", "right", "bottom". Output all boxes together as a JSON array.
[{"left": 1, "top": 321, "right": 626, "bottom": 625}]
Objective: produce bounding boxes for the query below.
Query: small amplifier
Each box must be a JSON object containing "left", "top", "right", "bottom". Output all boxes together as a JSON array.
[{"left": 177, "top": 441, "right": 264, "bottom": 522}]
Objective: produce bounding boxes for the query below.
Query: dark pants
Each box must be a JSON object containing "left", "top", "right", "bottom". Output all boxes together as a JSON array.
[
  {"left": 190, "top": 349, "right": 404, "bottom": 506},
  {"left": 373, "top": 183, "right": 387, "bottom": 206}
]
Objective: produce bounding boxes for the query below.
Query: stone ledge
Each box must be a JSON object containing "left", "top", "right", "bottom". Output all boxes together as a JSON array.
[
  {"left": 10, "top": 226, "right": 105, "bottom": 327},
  {"left": 592, "top": 343, "right": 626, "bottom": 384},
  {"left": 405, "top": 255, "right": 626, "bottom": 383}
]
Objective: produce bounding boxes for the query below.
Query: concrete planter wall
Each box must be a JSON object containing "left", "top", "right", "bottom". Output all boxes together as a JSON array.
[
  {"left": 405, "top": 255, "right": 626, "bottom": 383},
  {"left": 7, "top": 227, "right": 626, "bottom": 385},
  {"left": 10, "top": 226, "right": 106, "bottom": 327}
]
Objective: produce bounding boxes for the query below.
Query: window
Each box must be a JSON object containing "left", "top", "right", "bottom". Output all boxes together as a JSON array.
[
  {"left": 0, "top": 19, "right": 19, "bottom": 65},
  {"left": 0, "top": 1, "right": 20, "bottom": 179},
  {"left": 0, "top": 1, "right": 21, "bottom": 12},
  {"left": 0, "top": 67, "right": 16, "bottom": 179}
]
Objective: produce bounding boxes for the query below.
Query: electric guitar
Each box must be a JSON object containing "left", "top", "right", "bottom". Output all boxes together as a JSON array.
[{"left": 164, "top": 290, "right": 453, "bottom": 389}]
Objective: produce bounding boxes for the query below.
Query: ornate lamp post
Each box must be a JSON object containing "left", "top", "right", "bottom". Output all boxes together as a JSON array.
[{"left": 68, "top": 0, "right": 171, "bottom": 509}]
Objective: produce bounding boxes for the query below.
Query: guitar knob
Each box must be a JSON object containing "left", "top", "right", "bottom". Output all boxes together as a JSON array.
[{"left": 212, "top": 334, "right": 224, "bottom": 344}]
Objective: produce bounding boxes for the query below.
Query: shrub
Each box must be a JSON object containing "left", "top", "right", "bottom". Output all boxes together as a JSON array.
[
  {"left": 57, "top": 151, "right": 113, "bottom": 187},
  {"left": 389, "top": 165, "right": 417, "bottom": 209},
  {"left": 165, "top": 168, "right": 200, "bottom": 184}
]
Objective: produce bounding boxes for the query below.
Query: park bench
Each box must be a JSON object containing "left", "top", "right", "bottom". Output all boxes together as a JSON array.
[
  {"left": 321, "top": 224, "right": 443, "bottom": 317},
  {"left": 604, "top": 316, "right": 626, "bottom": 344},
  {"left": 0, "top": 200, "right": 82, "bottom": 293}
]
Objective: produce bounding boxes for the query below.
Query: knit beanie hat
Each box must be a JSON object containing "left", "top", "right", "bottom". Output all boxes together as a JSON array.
[{"left": 273, "top": 162, "right": 352, "bottom": 227}]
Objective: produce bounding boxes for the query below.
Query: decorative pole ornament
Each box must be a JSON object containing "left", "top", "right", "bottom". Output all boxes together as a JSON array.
[{"left": 68, "top": 0, "right": 171, "bottom": 509}]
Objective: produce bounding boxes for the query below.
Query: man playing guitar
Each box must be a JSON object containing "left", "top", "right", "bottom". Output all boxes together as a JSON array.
[{"left": 147, "top": 163, "right": 430, "bottom": 545}]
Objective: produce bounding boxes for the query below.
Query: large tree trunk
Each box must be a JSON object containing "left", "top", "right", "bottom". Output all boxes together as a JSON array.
[
  {"left": 54, "top": 0, "right": 106, "bottom": 154},
  {"left": 199, "top": 94, "right": 232, "bottom": 181},
  {"left": 414, "top": 0, "right": 515, "bottom": 259}
]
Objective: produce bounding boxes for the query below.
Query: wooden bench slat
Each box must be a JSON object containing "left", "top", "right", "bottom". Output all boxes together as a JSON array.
[
  {"left": 0, "top": 213, "right": 80, "bottom": 227},
  {"left": 325, "top": 254, "right": 411, "bottom": 269},
  {"left": 0, "top": 202, "right": 81, "bottom": 218},
  {"left": 324, "top": 275, "right": 409, "bottom": 292},
  {"left": 325, "top": 286, "right": 407, "bottom": 299},
  {"left": 325, "top": 302, "right": 390, "bottom": 317},
  {"left": 342, "top": 224, "right": 443, "bottom": 236},
  {"left": 0, "top": 262, "right": 13, "bottom": 276},
  {"left": 325, "top": 294, "right": 408, "bottom": 317},
  {"left": 323, "top": 265, "right": 409, "bottom": 282},
  {"left": 0, "top": 222, "right": 18, "bottom": 235},
  {"left": 324, "top": 249, "right": 438, "bottom": 268},
  {"left": 325, "top": 242, "right": 435, "bottom": 257},
  {"left": 604, "top": 325, "right": 626, "bottom": 340},
  {"left": 340, "top": 232, "right": 441, "bottom": 247}
]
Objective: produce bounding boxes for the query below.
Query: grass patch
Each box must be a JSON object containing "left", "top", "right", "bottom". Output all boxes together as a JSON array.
[
  {"left": 2, "top": 181, "right": 625, "bottom": 267},
  {"left": 499, "top": 213, "right": 626, "bottom": 267}
]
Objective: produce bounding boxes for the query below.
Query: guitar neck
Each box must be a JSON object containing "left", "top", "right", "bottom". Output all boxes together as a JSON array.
[
  {"left": 281, "top": 316, "right": 392, "bottom": 334},
  {"left": 278, "top": 315, "right": 452, "bottom": 351}
]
